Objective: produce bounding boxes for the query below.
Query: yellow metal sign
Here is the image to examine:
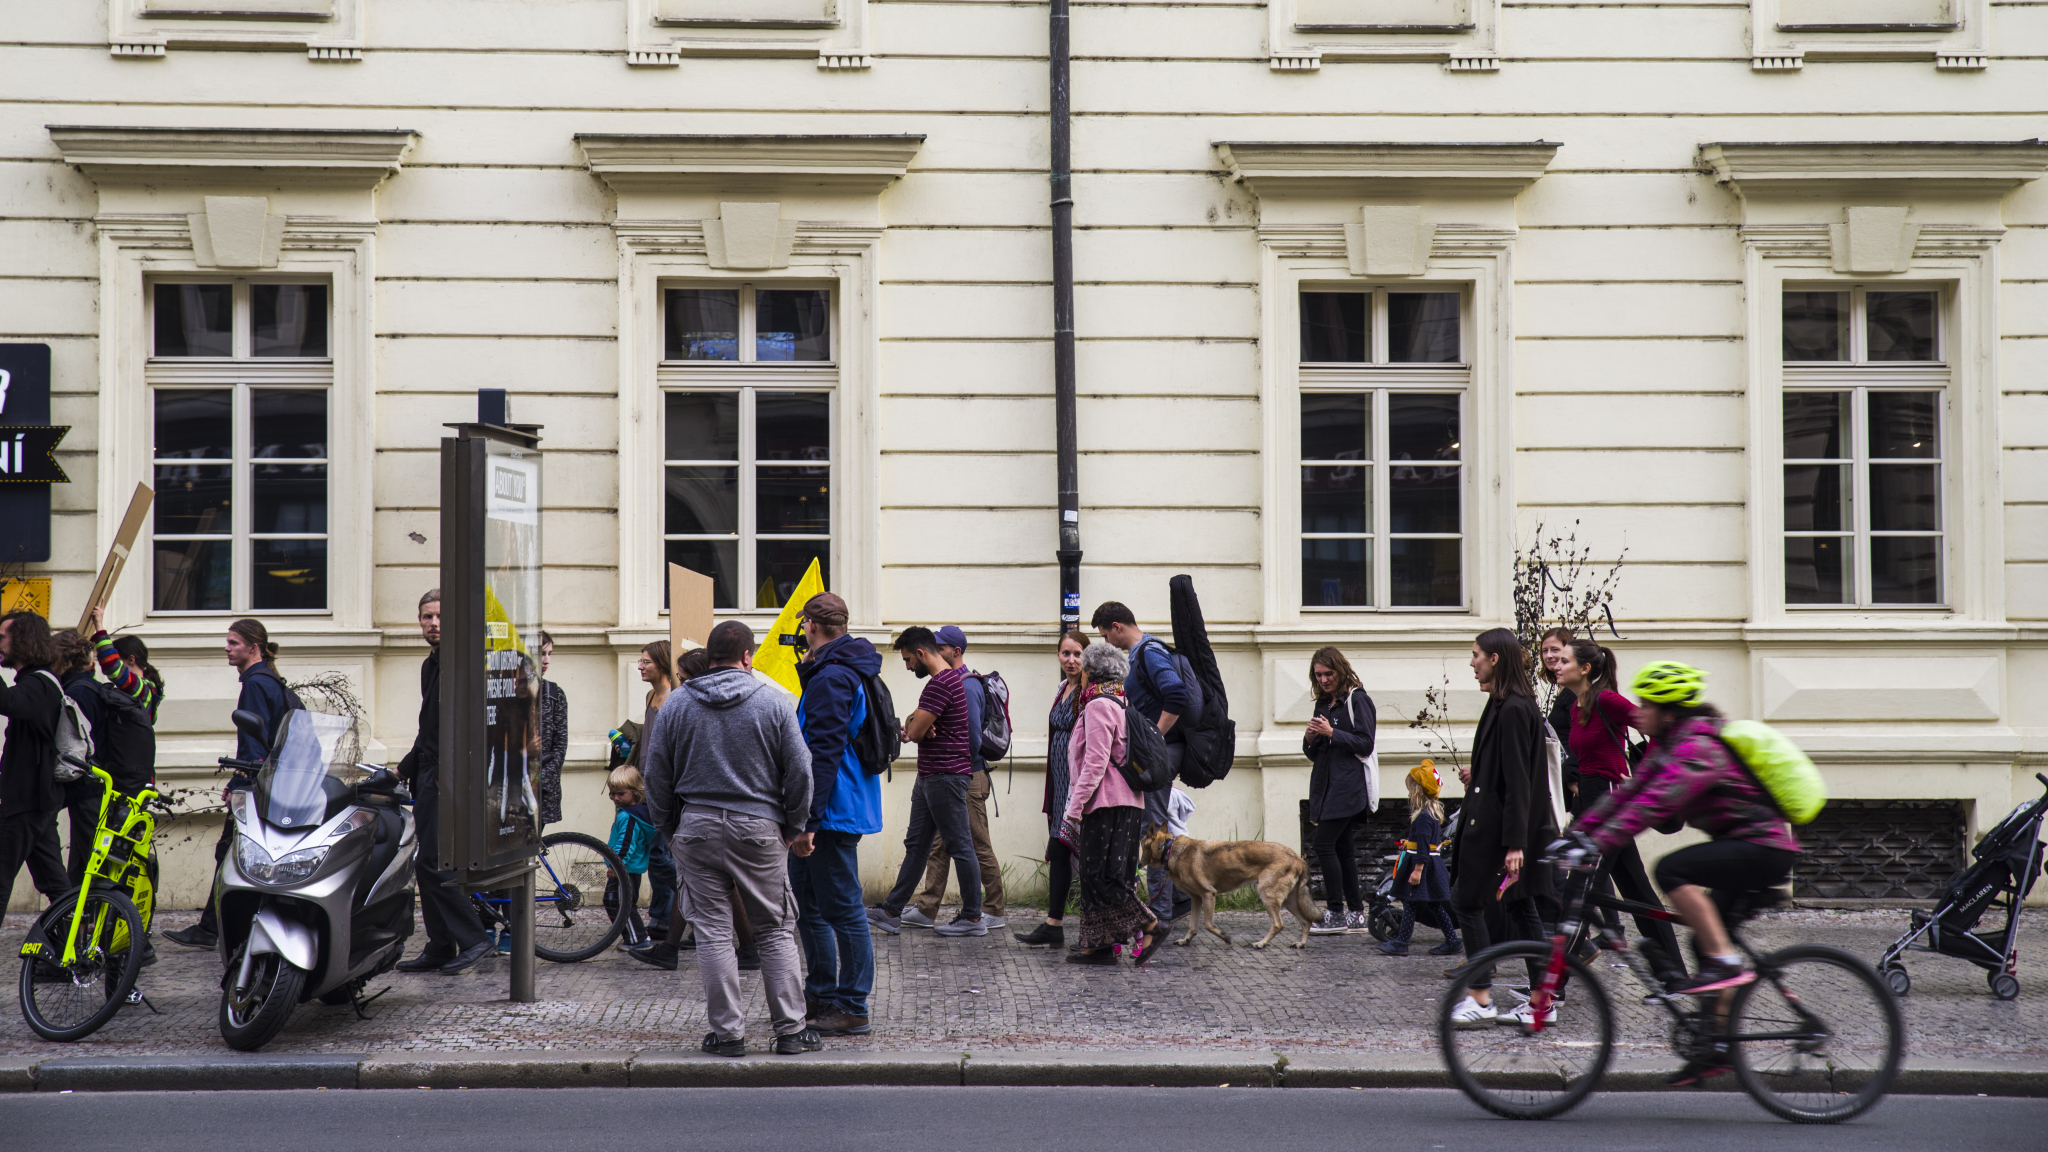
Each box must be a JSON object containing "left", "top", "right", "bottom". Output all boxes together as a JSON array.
[{"left": 0, "top": 576, "right": 51, "bottom": 617}]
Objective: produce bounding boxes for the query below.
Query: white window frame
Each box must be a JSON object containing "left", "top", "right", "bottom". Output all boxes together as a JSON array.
[
  {"left": 614, "top": 231, "right": 880, "bottom": 631},
  {"left": 1749, "top": 257, "right": 1999, "bottom": 626},
  {"left": 1297, "top": 285, "right": 1470, "bottom": 611},
  {"left": 1780, "top": 284, "right": 1949, "bottom": 609},
  {"left": 659, "top": 282, "right": 838, "bottom": 611},
  {"left": 1259, "top": 244, "right": 1511, "bottom": 629},
  {"left": 146, "top": 278, "right": 335, "bottom": 616},
  {"left": 147, "top": 277, "right": 334, "bottom": 615}
]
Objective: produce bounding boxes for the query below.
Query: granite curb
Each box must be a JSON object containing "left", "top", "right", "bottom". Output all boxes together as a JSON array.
[{"left": 0, "top": 1050, "right": 2042, "bottom": 1094}]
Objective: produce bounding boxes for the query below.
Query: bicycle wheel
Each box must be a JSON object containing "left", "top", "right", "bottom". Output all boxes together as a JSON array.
[
  {"left": 1730, "top": 944, "right": 1904, "bottom": 1124},
  {"left": 532, "top": 831, "right": 631, "bottom": 963},
  {"left": 1439, "top": 941, "right": 1614, "bottom": 1120},
  {"left": 18, "top": 888, "right": 146, "bottom": 1042}
]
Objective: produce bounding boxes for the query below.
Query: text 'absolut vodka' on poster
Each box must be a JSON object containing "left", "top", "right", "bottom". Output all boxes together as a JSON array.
[{"left": 483, "top": 437, "right": 542, "bottom": 857}]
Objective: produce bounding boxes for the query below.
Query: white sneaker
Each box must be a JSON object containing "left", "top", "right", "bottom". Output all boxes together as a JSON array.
[
  {"left": 1500, "top": 995, "right": 1560, "bottom": 1028},
  {"left": 899, "top": 908, "right": 938, "bottom": 930},
  {"left": 980, "top": 914, "right": 1007, "bottom": 929},
  {"left": 1450, "top": 996, "right": 1498, "bottom": 1029}
]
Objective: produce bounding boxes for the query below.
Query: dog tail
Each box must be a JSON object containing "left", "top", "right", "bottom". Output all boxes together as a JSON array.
[{"left": 1288, "top": 871, "right": 1320, "bottom": 927}]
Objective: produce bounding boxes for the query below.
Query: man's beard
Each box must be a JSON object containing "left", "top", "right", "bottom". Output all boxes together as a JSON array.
[{"left": 911, "top": 664, "right": 930, "bottom": 680}]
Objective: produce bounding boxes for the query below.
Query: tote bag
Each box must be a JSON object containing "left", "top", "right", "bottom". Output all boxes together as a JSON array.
[{"left": 1344, "top": 691, "right": 1380, "bottom": 815}]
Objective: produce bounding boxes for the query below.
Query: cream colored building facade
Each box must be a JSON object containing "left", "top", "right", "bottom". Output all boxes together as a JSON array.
[{"left": 4, "top": 1, "right": 2047, "bottom": 909}]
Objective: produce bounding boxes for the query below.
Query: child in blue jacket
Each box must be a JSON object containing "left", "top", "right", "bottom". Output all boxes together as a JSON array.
[
  {"left": 605, "top": 765, "right": 675, "bottom": 946},
  {"left": 1378, "top": 762, "right": 1462, "bottom": 957}
]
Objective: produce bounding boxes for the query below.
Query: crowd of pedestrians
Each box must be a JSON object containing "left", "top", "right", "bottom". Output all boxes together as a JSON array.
[{"left": 0, "top": 579, "right": 1703, "bottom": 1059}]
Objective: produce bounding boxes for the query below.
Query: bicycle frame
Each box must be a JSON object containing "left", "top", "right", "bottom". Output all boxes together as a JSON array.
[
  {"left": 1526, "top": 863, "right": 1821, "bottom": 1051},
  {"left": 54, "top": 766, "right": 159, "bottom": 966}
]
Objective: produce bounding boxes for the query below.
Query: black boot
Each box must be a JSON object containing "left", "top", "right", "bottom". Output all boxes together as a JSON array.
[
  {"left": 1014, "top": 921, "right": 1065, "bottom": 947},
  {"left": 736, "top": 942, "right": 762, "bottom": 971}
]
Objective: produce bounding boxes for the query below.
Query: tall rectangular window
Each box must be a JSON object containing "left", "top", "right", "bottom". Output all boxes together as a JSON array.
[
  {"left": 1299, "top": 288, "right": 1466, "bottom": 609},
  {"left": 149, "top": 282, "right": 330, "bottom": 613},
  {"left": 1781, "top": 287, "right": 1944, "bottom": 607},
  {"left": 662, "top": 285, "right": 833, "bottom": 609}
]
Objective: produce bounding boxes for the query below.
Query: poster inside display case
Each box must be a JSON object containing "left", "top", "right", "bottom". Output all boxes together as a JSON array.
[{"left": 483, "top": 436, "right": 542, "bottom": 859}]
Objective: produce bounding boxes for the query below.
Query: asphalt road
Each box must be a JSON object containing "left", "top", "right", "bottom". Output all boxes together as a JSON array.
[{"left": 12, "top": 1087, "right": 2046, "bottom": 1151}]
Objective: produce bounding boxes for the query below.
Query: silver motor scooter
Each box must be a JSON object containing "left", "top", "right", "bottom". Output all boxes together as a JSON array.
[{"left": 214, "top": 707, "right": 417, "bottom": 1051}]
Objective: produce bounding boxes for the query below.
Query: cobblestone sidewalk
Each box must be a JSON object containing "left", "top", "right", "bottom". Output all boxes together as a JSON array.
[{"left": 3, "top": 907, "right": 2042, "bottom": 1064}]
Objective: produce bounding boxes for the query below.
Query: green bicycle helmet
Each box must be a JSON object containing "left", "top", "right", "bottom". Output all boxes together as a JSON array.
[{"left": 1631, "top": 660, "right": 1705, "bottom": 707}]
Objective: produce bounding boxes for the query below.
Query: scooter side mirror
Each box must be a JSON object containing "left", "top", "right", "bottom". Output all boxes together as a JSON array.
[{"left": 230, "top": 709, "right": 267, "bottom": 747}]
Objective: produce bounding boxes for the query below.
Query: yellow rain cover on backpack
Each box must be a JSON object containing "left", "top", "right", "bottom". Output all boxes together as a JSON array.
[{"left": 1719, "top": 720, "right": 1827, "bottom": 825}]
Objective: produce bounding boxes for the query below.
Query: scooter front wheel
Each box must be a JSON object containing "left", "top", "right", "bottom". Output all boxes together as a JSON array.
[{"left": 220, "top": 948, "right": 306, "bottom": 1051}]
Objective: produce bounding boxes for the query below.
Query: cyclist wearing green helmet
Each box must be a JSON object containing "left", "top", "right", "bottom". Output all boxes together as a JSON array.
[{"left": 1568, "top": 660, "right": 1800, "bottom": 1084}]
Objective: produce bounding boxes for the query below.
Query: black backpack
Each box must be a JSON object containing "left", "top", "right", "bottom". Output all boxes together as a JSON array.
[
  {"left": 1094, "top": 695, "right": 1175, "bottom": 793},
  {"left": 88, "top": 681, "right": 156, "bottom": 793},
  {"left": 851, "top": 671, "right": 902, "bottom": 777}
]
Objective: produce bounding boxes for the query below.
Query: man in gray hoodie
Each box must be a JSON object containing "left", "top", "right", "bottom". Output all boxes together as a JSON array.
[{"left": 643, "top": 620, "right": 820, "bottom": 1056}]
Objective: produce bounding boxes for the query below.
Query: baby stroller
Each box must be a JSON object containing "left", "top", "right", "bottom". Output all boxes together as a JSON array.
[
  {"left": 1878, "top": 773, "right": 2048, "bottom": 1001},
  {"left": 1366, "top": 809, "right": 1461, "bottom": 942}
]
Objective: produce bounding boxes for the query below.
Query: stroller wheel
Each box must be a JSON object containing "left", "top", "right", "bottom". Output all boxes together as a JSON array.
[
  {"left": 1369, "top": 906, "right": 1402, "bottom": 943},
  {"left": 1988, "top": 972, "right": 2019, "bottom": 1001},
  {"left": 1883, "top": 965, "right": 1911, "bottom": 997}
]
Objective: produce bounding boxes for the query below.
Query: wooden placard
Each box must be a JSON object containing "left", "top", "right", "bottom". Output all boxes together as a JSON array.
[
  {"left": 77, "top": 483, "right": 154, "bottom": 631},
  {"left": 668, "top": 562, "right": 714, "bottom": 672}
]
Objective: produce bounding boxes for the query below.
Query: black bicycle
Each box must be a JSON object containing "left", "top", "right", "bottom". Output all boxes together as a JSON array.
[
  {"left": 1439, "top": 844, "right": 1903, "bottom": 1124},
  {"left": 469, "top": 831, "right": 631, "bottom": 962}
]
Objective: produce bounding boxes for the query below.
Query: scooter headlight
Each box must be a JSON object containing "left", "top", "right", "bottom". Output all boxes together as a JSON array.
[
  {"left": 272, "top": 846, "right": 329, "bottom": 882},
  {"left": 235, "top": 835, "right": 275, "bottom": 882}
]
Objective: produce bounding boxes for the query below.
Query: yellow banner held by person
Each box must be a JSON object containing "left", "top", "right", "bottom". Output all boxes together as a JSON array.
[{"left": 751, "top": 558, "right": 823, "bottom": 695}]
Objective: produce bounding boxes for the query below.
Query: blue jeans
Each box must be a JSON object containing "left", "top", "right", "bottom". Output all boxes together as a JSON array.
[{"left": 792, "top": 829, "right": 874, "bottom": 1017}]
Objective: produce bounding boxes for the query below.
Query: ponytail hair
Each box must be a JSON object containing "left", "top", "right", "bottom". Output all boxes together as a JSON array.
[
  {"left": 1567, "top": 638, "right": 1619, "bottom": 698},
  {"left": 228, "top": 618, "right": 280, "bottom": 666},
  {"left": 112, "top": 635, "right": 167, "bottom": 704}
]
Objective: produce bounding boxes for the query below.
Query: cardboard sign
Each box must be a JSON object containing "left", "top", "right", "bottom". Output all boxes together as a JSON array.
[
  {"left": 668, "top": 563, "right": 714, "bottom": 669},
  {"left": 77, "top": 483, "right": 155, "bottom": 632}
]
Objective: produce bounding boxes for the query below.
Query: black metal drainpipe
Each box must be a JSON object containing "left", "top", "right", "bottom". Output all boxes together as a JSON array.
[{"left": 1051, "top": 0, "right": 1081, "bottom": 633}]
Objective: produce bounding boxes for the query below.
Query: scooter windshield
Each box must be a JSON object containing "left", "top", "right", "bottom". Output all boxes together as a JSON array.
[{"left": 256, "top": 710, "right": 356, "bottom": 829}]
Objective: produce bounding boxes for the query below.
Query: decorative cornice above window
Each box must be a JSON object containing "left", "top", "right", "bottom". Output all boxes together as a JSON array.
[
  {"left": 626, "top": 0, "right": 869, "bottom": 68},
  {"left": 110, "top": 0, "right": 362, "bottom": 59},
  {"left": 1217, "top": 141, "right": 1560, "bottom": 198},
  {"left": 1750, "top": 0, "right": 1988, "bottom": 72},
  {"left": 1269, "top": 0, "right": 1500, "bottom": 71},
  {"left": 1699, "top": 140, "right": 2048, "bottom": 196},
  {"left": 576, "top": 134, "right": 924, "bottom": 197},
  {"left": 48, "top": 126, "right": 419, "bottom": 189}
]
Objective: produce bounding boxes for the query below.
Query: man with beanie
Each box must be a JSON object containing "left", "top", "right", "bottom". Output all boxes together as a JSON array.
[
  {"left": 791, "top": 593, "right": 882, "bottom": 1036},
  {"left": 904, "top": 624, "right": 1006, "bottom": 929},
  {"left": 643, "top": 620, "right": 821, "bottom": 1056}
]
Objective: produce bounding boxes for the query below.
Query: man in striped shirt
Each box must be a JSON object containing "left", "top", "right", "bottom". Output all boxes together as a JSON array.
[{"left": 866, "top": 626, "right": 986, "bottom": 937}]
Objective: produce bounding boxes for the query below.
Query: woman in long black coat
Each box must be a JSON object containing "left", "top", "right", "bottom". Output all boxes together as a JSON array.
[
  {"left": 1449, "top": 628, "right": 1557, "bottom": 1027},
  {"left": 1302, "top": 646, "right": 1376, "bottom": 934}
]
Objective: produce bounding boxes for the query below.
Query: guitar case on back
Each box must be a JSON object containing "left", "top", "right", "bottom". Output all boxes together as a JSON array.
[{"left": 1168, "top": 574, "right": 1236, "bottom": 788}]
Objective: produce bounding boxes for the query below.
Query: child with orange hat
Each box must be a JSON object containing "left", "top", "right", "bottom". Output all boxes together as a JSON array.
[{"left": 1378, "top": 761, "right": 1461, "bottom": 957}]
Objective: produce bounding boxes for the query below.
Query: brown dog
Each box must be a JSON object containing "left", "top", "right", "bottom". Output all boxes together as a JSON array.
[{"left": 1138, "top": 826, "right": 1321, "bottom": 949}]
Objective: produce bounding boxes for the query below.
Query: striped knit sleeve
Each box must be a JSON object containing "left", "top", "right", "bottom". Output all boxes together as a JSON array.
[{"left": 93, "top": 630, "right": 158, "bottom": 714}]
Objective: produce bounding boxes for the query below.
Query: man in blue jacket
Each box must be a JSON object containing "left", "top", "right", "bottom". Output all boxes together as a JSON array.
[{"left": 791, "top": 592, "right": 882, "bottom": 1037}]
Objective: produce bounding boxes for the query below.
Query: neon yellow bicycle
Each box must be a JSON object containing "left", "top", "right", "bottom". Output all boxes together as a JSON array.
[{"left": 17, "top": 766, "right": 161, "bottom": 1041}]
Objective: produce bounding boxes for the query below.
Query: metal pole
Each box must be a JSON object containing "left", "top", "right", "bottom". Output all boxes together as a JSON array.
[
  {"left": 510, "top": 869, "right": 535, "bottom": 1002},
  {"left": 1051, "top": 0, "right": 1081, "bottom": 632}
]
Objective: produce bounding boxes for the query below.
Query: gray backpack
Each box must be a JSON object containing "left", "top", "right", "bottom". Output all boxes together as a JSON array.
[{"left": 38, "top": 670, "right": 95, "bottom": 784}]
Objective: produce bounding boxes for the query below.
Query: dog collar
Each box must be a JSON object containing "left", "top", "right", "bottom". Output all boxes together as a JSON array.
[{"left": 1162, "top": 835, "right": 1178, "bottom": 867}]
